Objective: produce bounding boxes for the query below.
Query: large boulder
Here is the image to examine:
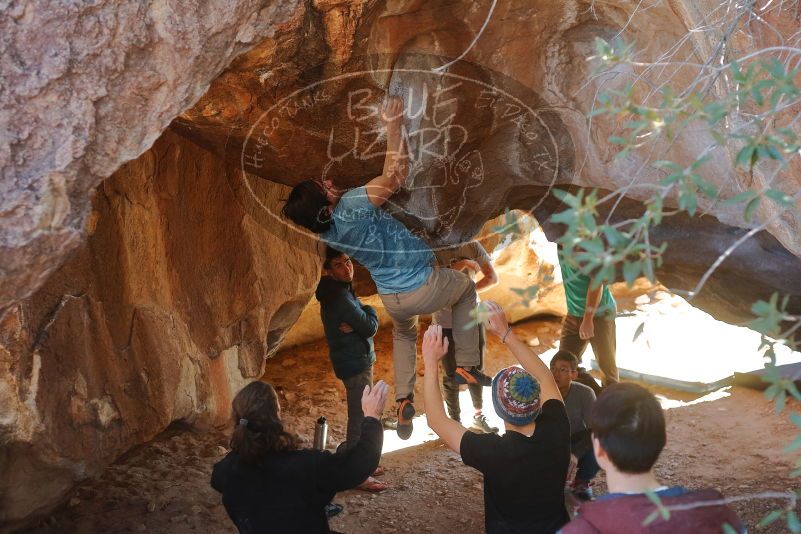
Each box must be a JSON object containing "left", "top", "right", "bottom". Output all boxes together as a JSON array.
[
  {"left": 0, "top": 130, "right": 320, "bottom": 526},
  {"left": 3, "top": 0, "right": 801, "bottom": 527},
  {"left": 172, "top": 0, "right": 801, "bottom": 322},
  {"left": 0, "top": 0, "right": 303, "bottom": 312},
  {"left": 4, "top": 0, "right": 800, "bottom": 318}
]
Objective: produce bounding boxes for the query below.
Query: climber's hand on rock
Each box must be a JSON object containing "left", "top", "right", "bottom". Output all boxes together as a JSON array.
[{"left": 362, "top": 380, "right": 389, "bottom": 419}]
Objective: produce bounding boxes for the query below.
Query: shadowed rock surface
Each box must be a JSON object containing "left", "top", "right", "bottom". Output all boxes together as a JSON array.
[{"left": 0, "top": 131, "right": 319, "bottom": 527}]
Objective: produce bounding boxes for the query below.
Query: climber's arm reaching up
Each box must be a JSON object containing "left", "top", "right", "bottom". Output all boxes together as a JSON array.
[{"left": 366, "top": 96, "right": 408, "bottom": 207}]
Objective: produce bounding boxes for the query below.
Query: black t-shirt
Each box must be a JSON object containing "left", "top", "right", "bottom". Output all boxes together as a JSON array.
[{"left": 460, "top": 399, "right": 571, "bottom": 534}]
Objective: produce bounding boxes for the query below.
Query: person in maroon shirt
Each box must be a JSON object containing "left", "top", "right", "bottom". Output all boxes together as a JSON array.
[{"left": 560, "top": 383, "right": 744, "bottom": 534}]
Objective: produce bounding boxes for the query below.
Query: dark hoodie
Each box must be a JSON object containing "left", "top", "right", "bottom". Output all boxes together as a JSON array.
[
  {"left": 315, "top": 276, "right": 378, "bottom": 380},
  {"left": 211, "top": 417, "right": 383, "bottom": 534},
  {"left": 560, "top": 487, "right": 745, "bottom": 534}
]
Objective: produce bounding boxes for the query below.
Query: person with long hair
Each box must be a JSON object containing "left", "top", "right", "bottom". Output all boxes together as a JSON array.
[{"left": 211, "top": 379, "right": 389, "bottom": 533}]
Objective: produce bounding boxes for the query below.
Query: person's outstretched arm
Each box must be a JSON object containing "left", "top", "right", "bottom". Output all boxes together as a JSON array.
[
  {"left": 366, "top": 96, "right": 408, "bottom": 207},
  {"left": 472, "top": 242, "right": 498, "bottom": 293},
  {"left": 423, "top": 325, "right": 468, "bottom": 453},
  {"left": 475, "top": 259, "right": 499, "bottom": 293},
  {"left": 484, "top": 301, "right": 563, "bottom": 404},
  {"left": 316, "top": 381, "right": 389, "bottom": 493}
]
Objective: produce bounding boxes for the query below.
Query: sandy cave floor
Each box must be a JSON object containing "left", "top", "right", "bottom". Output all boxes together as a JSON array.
[{"left": 25, "top": 312, "right": 801, "bottom": 534}]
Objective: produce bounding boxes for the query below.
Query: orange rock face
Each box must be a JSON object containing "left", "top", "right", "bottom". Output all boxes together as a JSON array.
[
  {"left": 171, "top": 0, "right": 801, "bottom": 325},
  {"left": 0, "top": 131, "right": 319, "bottom": 526}
]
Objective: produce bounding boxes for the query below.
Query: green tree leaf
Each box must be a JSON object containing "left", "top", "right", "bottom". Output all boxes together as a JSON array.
[
  {"left": 730, "top": 60, "right": 745, "bottom": 83},
  {"left": 653, "top": 160, "right": 683, "bottom": 171},
  {"left": 721, "top": 190, "right": 757, "bottom": 207},
  {"left": 776, "top": 390, "right": 788, "bottom": 414},
  {"left": 642, "top": 510, "right": 660, "bottom": 527},
  {"left": 736, "top": 145, "right": 755, "bottom": 168},
  {"left": 690, "top": 154, "right": 711, "bottom": 170},
  {"left": 691, "top": 174, "right": 718, "bottom": 198},
  {"left": 711, "top": 130, "right": 727, "bottom": 145},
  {"left": 787, "top": 382, "right": 801, "bottom": 402},
  {"left": 765, "top": 189, "right": 793, "bottom": 207},
  {"left": 744, "top": 196, "right": 761, "bottom": 222},
  {"left": 644, "top": 490, "right": 670, "bottom": 521},
  {"left": 788, "top": 510, "right": 801, "bottom": 533},
  {"left": 785, "top": 431, "right": 801, "bottom": 452},
  {"left": 623, "top": 261, "right": 641, "bottom": 286},
  {"left": 758, "top": 510, "right": 784, "bottom": 527},
  {"left": 678, "top": 187, "right": 698, "bottom": 215}
]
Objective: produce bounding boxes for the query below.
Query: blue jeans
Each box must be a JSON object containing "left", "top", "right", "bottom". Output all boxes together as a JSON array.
[{"left": 576, "top": 447, "right": 600, "bottom": 481}]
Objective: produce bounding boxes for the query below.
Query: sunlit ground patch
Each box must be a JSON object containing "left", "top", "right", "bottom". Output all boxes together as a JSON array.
[
  {"left": 382, "top": 413, "right": 440, "bottom": 454},
  {"left": 579, "top": 291, "right": 800, "bottom": 391}
]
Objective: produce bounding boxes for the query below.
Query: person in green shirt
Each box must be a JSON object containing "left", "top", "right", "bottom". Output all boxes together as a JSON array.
[{"left": 557, "top": 251, "right": 619, "bottom": 387}]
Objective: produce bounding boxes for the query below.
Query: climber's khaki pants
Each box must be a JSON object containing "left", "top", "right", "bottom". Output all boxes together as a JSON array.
[{"left": 379, "top": 267, "right": 480, "bottom": 401}]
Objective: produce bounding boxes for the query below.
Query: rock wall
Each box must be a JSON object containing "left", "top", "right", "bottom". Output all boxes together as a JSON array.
[
  {"left": 0, "top": 130, "right": 320, "bottom": 526},
  {"left": 3, "top": 0, "right": 801, "bottom": 527},
  {"left": 170, "top": 0, "right": 801, "bottom": 322},
  {"left": 0, "top": 0, "right": 303, "bottom": 311},
  {"left": 4, "top": 0, "right": 801, "bottom": 319}
]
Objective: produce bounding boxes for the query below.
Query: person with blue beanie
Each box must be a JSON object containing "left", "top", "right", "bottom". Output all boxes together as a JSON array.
[{"left": 423, "top": 301, "right": 571, "bottom": 534}]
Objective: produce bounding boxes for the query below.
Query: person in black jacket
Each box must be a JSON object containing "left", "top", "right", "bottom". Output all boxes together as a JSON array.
[
  {"left": 316, "top": 246, "right": 387, "bottom": 492},
  {"left": 211, "top": 379, "right": 388, "bottom": 534},
  {"left": 316, "top": 248, "right": 379, "bottom": 445}
]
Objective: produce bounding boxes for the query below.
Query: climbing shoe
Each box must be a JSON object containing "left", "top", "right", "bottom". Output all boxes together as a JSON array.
[
  {"left": 396, "top": 398, "right": 415, "bottom": 440},
  {"left": 455, "top": 366, "right": 493, "bottom": 387}
]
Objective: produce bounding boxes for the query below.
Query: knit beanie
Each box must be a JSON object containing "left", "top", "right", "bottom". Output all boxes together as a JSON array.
[{"left": 491, "top": 366, "right": 542, "bottom": 426}]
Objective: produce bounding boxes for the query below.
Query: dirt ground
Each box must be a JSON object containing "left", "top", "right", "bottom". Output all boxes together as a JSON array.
[{"left": 25, "top": 315, "right": 801, "bottom": 533}]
